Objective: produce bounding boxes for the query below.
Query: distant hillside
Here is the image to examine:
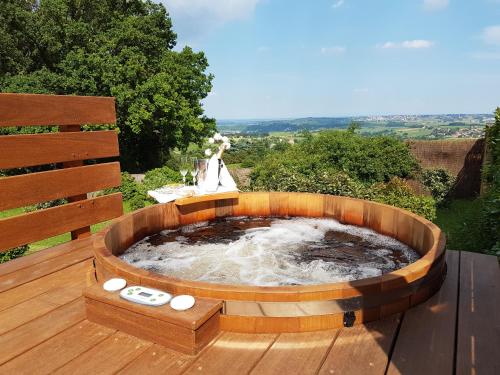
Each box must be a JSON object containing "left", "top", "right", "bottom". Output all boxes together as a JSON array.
[{"left": 217, "top": 114, "right": 493, "bottom": 136}]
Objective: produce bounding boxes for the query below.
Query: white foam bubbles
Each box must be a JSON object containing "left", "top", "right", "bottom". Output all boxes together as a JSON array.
[{"left": 120, "top": 217, "right": 419, "bottom": 286}]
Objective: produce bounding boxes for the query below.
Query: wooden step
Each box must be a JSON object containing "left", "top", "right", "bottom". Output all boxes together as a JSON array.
[{"left": 84, "top": 283, "right": 223, "bottom": 355}]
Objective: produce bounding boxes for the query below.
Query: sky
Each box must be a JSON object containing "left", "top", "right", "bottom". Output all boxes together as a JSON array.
[{"left": 159, "top": 0, "right": 500, "bottom": 119}]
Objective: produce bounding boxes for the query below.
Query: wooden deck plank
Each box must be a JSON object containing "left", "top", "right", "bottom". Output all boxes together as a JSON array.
[
  {"left": 387, "top": 251, "right": 459, "bottom": 375},
  {"left": 0, "top": 298, "right": 86, "bottom": 365},
  {"left": 456, "top": 251, "right": 500, "bottom": 375},
  {"left": 318, "top": 315, "right": 400, "bottom": 375},
  {"left": 0, "top": 320, "right": 115, "bottom": 375},
  {"left": 250, "top": 330, "right": 338, "bottom": 375},
  {"left": 0, "top": 285, "right": 82, "bottom": 335},
  {"left": 0, "top": 259, "right": 91, "bottom": 312},
  {"left": 0, "top": 237, "right": 92, "bottom": 277},
  {"left": 0, "top": 247, "right": 93, "bottom": 293},
  {"left": 182, "top": 332, "right": 277, "bottom": 374},
  {"left": 53, "top": 331, "right": 152, "bottom": 375},
  {"left": 118, "top": 343, "right": 199, "bottom": 375}
]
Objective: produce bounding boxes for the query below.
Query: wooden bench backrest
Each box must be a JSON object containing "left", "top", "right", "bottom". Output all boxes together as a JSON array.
[{"left": 0, "top": 93, "right": 123, "bottom": 253}]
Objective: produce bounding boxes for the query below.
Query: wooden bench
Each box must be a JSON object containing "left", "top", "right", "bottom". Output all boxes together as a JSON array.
[
  {"left": 84, "top": 283, "right": 222, "bottom": 354},
  {"left": 0, "top": 93, "right": 123, "bottom": 252}
]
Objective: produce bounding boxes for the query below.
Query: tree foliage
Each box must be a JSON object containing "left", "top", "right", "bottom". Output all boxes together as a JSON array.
[
  {"left": 0, "top": 0, "right": 215, "bottom": 171},
  {"left": 251, "top": 131, "right": 435, "bottom": 220},
  {"left": 480, "top": 108, "right": 500, "bottom": 254}
]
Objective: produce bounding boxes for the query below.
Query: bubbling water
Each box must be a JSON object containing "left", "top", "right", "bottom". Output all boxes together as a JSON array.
[{"left": 119, "top": 217, "right": 420, "bottom": 286}]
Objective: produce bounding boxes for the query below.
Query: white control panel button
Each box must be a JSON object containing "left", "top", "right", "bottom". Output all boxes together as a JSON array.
[
  {"left": 170, "top": 295, "right": 195, "bottom": 311},
  {"left": 103, "top": 278, "right": 127, "bottom": 292},
  {"left": 120, "top": 286, "right": 172, "bottom": 306}
]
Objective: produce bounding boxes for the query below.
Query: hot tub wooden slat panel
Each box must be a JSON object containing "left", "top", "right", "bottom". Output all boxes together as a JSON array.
[
  {"left": 178, "top": 201, "right": 216, "bottom": 225},
  {"left": 215, "top": 198, "right": 236, "bottom": 217},
  {"left": 269, "top": 192, "right": 290, "bottom": 216},
  {"left": 94, "top": 192, "right": 446, "bottom": 333},
  {"left": 233, "top": 192, "right": 270, "bottom": 217}
]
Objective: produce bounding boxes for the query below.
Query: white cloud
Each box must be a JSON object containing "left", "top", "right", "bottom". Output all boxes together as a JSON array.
[
  {"left": 332, "top": 0, "right": 344, "bottom": 9},
  {"left": 160, "top": 0, "right": 260, "bottom": 43},
  {"left": 423, "top": 0, "right": 449, "bottom": 11},
  {"left": 481, "top": 25, "right": 500, "bottom": 46},
  {"left": 378, "top": 40, "right": 434, "bottom": 49},
  {"left": 321, "top": 46, "right": 346, "bottom": 55}
]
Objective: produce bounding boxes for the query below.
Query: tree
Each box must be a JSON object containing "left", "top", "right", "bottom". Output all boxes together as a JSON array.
[{"left": 0, "top": 0, "right": 215, "bottom": 171}]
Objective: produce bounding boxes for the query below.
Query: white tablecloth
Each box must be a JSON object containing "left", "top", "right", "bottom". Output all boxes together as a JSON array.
[{"left": 148, "top": 185, "right": 239, "bottom": 204}]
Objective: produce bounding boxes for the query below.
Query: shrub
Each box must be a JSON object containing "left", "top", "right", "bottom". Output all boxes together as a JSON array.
[
  {"left": 24, "top": 199, "right": 67, "bottom": 213},
  {"left": 370, "top": 178, "right": 437, "bottom": 221},
  {"left": 0, "top": 245, "right": 29, "bottom": 263},
  {"left": 119, "top": 172, "right": 142, "bottom": 201},
  {"left": 421, "top": 168, "right": 456, "bottom": 207},
  {"left": 143, "top": 166, "right": 182, "bottom": 191},
  {"left": 129, "top": 194, "right": 146, "bottom": 211},
  {"left": 480, "top": 107, "right": 500, "bottom": 255}
]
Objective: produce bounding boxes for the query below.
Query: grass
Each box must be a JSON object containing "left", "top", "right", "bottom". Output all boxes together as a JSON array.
[
  {"left": 1, "top": 200, "right": 134, "bottom": 255},
  {"left": 435, "top": 199, "right": 486, "bottom": 252}
]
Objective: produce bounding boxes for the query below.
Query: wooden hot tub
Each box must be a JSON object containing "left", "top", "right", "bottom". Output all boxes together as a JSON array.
[{"left": 93, "top": 192, "right": 446, "bottom": 333}]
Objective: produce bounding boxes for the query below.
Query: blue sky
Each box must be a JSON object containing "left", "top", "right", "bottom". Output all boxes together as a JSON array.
[{"left": 160, "top": 0, "right": 500, "bottom": 119}]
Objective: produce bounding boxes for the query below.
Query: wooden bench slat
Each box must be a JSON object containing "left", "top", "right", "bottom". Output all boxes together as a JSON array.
[
  {"left": 387, "top": 251, "right": 459, "bottom": 375},
  {"left": 456, "top": 251, "right": 500, "bottom": 375},
  {"left": 0, "top": 93, "right": 116, "bottom": 127},
  {"left": 0, "top": 131, "right": 119, "bottom": 169},
  {"left": 0, "top": 162, "right": 121, "bottom": 211},
  {"left": 0, "top": 193, "right": 123, "bottom": 252}
]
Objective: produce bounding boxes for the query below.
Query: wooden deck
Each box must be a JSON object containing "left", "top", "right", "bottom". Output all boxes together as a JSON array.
[{"left": 0, "top": 241, "right": 498, "bottom": 375}]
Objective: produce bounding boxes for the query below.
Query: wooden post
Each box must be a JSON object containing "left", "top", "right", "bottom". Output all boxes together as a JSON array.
[{"left": 60, "top": 125, "right": 91, "bottom": 239}]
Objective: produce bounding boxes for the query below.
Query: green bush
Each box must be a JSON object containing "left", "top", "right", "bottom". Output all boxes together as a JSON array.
[
  {"left": 0, "top": 245, "right": 29, "bottom": 263},
  {"left": 421, "top": 168, "right": 456, "bottom": 207},
  {"left": 24, "top": 199, "right": 67, "bottom": 213},
  {"left": 129, "top": 194, "right": 146, "bottom": 211},
  {"left": 119, "top": 172, "right": 142, "bottom": 201},
  {"left": 480, "top": 107, "right": 500, "bottom": 255},
  {"left": 370, "top": 178, "right": 437, "bottom": 221},
  {"left": 143, "top": 166, "right": 182, "bottom": 191}
]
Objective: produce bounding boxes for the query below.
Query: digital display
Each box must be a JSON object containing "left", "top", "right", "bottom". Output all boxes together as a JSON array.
[{"left": 138, "top": 292, "right": 152, "bottom": 297}]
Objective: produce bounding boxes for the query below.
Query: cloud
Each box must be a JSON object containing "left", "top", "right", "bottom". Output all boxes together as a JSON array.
[
  {"left": 257, "top": 46, "right": 271, "bottom": 53},
  {"left": 481, "top": 25, "right": 500, "bottom": 45},
  {"left": 321, "top": 46, "right": 346, "bottom": 55},
  {"left": 423, "top": 0, "right": 449, "bottom": 11},
  {"left": 332, "top": 0, "right": 344, "bottom": 9},
  {"left": 160, "top": 0, "right": 260, "bottom": 43},
  {"left": 378, "top": 40, "right": 434, "bottom": 49}
]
